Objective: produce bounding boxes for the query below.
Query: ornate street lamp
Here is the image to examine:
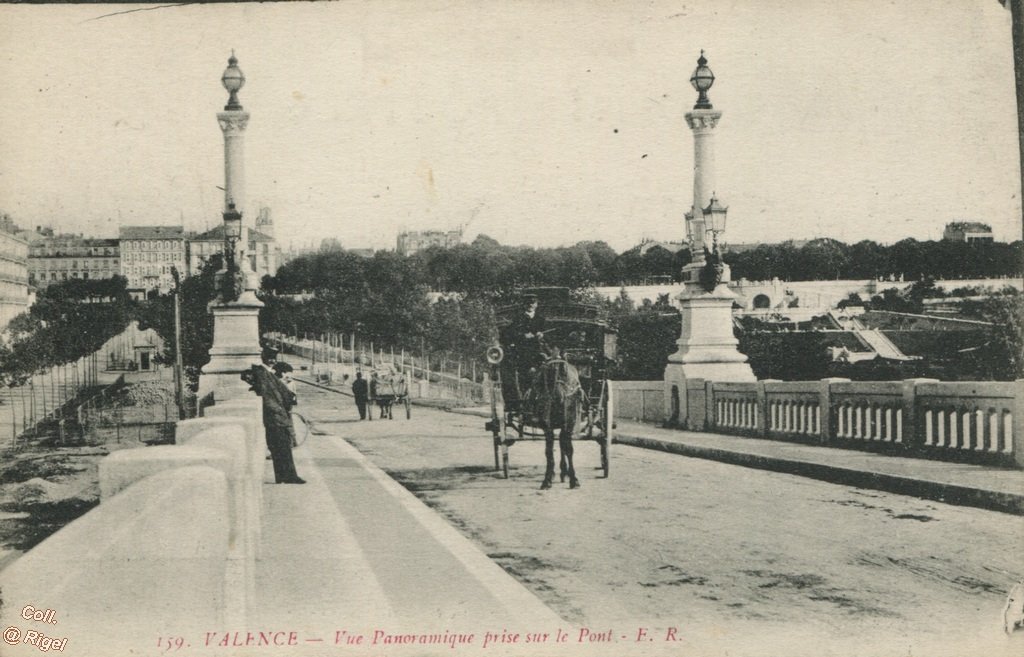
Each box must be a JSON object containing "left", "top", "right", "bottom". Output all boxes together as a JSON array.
[
  {"left": 703, "top": 194, "right": 728, "bottom": 253},
  {"left": 689, "top": 50, "right": 715, "bottom": 110},
  {"left": 699, "top": 194, "right": 727, "bottom": 291},
  {"left": 221, "top": 51, "right": 245, "bottom": 111},
  {"left": 223, "top": 201, "right": 242, "bottom": 259},
  {"left": 218, "top": 201, "right": 244, "bottom": 302}
]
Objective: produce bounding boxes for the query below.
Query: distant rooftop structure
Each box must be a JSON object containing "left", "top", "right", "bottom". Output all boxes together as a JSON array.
[
  {"left": 942, "top": 221, "right": 993, "bottom": 243},
  {"left": 119, "top": 225, "right": 187, "bottom": 240},
  {"left": 396, "top": 227, "right": 463, "bottom": 256},
  {"left": 625, "top": 238, "right": 689, "bottom": 256},
  {"left": 724, "top": 239, "right": 811, "bottom": 254},
  {"left": 0, "top": 213, "right": 22, "bottom": 236}
]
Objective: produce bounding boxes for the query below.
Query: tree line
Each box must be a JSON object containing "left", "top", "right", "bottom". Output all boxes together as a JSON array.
[
  {"left": 724, "top": 238, "right": 1022, "bottom": 282},
  {"left": 267, "top": 235, "right": 1022, "bottom": 293},
  {"left": 0, "top": 277, "right": 134, "bottom": 386},
  {"left": 4, "top": 234, "right": 1020, "bottom": 394}
]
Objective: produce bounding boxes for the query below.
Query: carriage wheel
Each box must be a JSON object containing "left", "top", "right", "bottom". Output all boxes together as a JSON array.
[
  {"left": 600, "top": 380, "right": 613, "bottom": 478},
  {"left": 404, "top": 396, "right": 411, "bottom": 419}
]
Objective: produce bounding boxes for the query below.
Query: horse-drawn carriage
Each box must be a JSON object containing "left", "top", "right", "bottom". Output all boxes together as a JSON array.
[
  {"left": 368, "top": 365, "right": 411, "bottom": 420},
  {"left": 484, "top": 287, "right": 616, "bottom": 487}
]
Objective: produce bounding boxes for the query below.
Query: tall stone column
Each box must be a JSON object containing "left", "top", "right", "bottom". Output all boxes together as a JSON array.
[
  {"left": 199, "top": 52, "right": 264, "bottom": 403},
  {"left": 665, "top": 52, "right": 754, "bottom": 423}
]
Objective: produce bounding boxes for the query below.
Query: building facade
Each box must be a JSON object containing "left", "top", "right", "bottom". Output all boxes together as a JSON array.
[
  {"left": 943, "top": 222, "right": 994, "bottom": 243},
  {"left": 396, "top": 227, "right": 463, "bottom": 256},
  {"left": 0, "top": 225, "right": 29, "bottom": 330},
  {"left": 188, "top": 225, "right": 280, "bottom": 280},
  {"left": 118, "top": 226, "right": 188, "bottom": 298},
  {"left": 27, "top": 235, "right": 120, "bottom": 288}
]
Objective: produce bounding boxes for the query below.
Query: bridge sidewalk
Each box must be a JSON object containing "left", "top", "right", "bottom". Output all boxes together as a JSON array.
[
  {"left": 449, "top": 407, "right": 1024, "bottom": 515},
  {"left": 252, "top": 419, "right": 563, "bottom": 641}
]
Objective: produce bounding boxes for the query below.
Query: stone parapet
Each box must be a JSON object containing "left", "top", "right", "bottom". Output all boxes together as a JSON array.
[{"left": 0, "top": 466, "right": 230, "bottom": 657}]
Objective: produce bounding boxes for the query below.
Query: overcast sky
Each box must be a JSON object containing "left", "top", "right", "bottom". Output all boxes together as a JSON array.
[{"left": 0, "top": 1, "right": 1019, "bottom": 252}]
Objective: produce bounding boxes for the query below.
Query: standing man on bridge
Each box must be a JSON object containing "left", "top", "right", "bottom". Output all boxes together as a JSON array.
[
  {"left": 352, "top": 370, "right": 369, "bottom": 420},
  {"left": 244, "top": 347, "right": 305, "bottom": 484}
]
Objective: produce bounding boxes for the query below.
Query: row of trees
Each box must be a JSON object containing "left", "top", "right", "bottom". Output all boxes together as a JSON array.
[
  {"left": 725, "top": 238, "right": 1023, "bottom": 282},
  {"left": 267, "top": 235, "right": 1022, "bottom": 293},
  {"left": 0, "top": 277, "right": 134, "bottom": 386},
  {"left": 4, "top": 235, "right": 1020, "bottom": 394}
]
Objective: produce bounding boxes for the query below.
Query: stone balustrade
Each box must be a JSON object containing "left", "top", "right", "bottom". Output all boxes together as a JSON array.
[
  {"left": 0, "top": 397, "right": 268, "bottom": 656},
  {"left": 615, "top": 378, "right": 1024, "bottom": 468}
]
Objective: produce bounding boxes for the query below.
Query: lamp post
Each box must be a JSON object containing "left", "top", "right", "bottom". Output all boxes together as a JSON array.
[
  {"left": 683, "top": 51, "right": 721, "bottom": 271},
  {"left": 198, "top": 51, "right": 264, "bottom": 403},
  {"left": 664, "top": 50, "right": 754, "bottom": 409}
]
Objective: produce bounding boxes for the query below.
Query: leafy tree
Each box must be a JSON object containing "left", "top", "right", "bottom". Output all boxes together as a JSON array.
[
  {"left": 972, "top": 294, "right": 1024, "bottom": 380},
  {"left": 0, "top": 277, "right": 133, "bottom": 386},
  {"left": 136, "top": 256, "right": 222, "bottom": 391}
]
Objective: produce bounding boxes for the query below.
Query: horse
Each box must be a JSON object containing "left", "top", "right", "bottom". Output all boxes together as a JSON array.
[{"left": 533, "top": 354, "right": 583, "bottom": 490}]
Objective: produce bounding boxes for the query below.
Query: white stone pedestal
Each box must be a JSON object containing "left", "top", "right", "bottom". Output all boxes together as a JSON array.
[
  {"left": 198, "top": 293, "right": 263, "bottom": 404},
  {"left": 664, "top": 280, "right": 755, "bottom": 422}
]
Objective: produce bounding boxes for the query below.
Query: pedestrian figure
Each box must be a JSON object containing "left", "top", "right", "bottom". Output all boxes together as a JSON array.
[
  {"left": 243, "top": 347, "right": 305, "bottom": 484},
  {"left": 352, "top": 370, "right": 369, "bottom": 420}
]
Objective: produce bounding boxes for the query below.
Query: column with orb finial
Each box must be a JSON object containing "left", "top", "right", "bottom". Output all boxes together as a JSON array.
[
  {"left": 664, "top": 51, "right": 754, "bottom": 425},
  {"left": 198, "top": 51, "right": 265, "bottom": 403}
]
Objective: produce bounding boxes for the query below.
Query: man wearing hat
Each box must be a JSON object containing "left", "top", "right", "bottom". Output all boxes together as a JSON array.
[
  {"left": 505, "top": 295, "right": 548, "bottom": 399},
  {"left": 244, "top": 347, "right": 305, "bottom": 484}
]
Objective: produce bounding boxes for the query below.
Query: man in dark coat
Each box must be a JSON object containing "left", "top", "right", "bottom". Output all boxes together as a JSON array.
[
  {"left": 244, "top": 348, "right": 305, "bottom": 484},
  {"left": 351, "top": 370, "right": 369, "bottom": 420},
  {"left": 507, "top": 295, "right": 548, "bottom": 375},
  {"left": 503, "top": 296, "right": 550, "bottom": 406}
]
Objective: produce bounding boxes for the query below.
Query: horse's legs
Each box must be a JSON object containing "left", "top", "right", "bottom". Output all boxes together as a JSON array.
[
  {"left": 561, "top": 426, "right": 579, "bottom": 489},
  {"left": 541, "top": 427, "right": 555, "bottom": 490},
  {"left": 559, "top": 449, "right": 567, "bottom": 483}
]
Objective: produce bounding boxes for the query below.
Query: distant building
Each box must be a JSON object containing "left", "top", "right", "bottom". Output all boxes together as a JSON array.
[
  {"left": 943, "top": 221, "right": 993, "bottom": 243},
  {"left": 628, "top": 238, "right": 689, "bottom": 256},
  {"left": 28, "top": 234, "right": 120, "bottom": 288},
  {"left": 280, "top": 241, "right": 317, "bottom": 265},
  {"left": 724, "top": 239, "right": 810, "bottom": 254},
  {"left": 119, "top": 226, "right": 188, "bottom": 299},
  {"left": 188, "top": 225, "right": 280, "bottom": 279},
  {"left": 396, "top": 227, "right": 463, "bottom": 256},
  {"left": 0, "top": 221, "right": 29, "bottom": 330}
]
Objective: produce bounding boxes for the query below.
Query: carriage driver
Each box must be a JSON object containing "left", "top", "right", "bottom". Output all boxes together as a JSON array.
[{"left": 505, "top": 295, "right": 548, "bottom": 389}]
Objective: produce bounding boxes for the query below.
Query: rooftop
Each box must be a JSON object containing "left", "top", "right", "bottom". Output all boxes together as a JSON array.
[
  {"left": 119, "top": 226, "right": 186, "bottom": 240},
  {"left": 191, "top": 225, "right": 274, "bottom": 242}
]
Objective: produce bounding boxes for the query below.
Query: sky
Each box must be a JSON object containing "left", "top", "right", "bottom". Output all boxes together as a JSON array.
[{"left": 0, "top": 1, "right": 1019, "bottom": 252}]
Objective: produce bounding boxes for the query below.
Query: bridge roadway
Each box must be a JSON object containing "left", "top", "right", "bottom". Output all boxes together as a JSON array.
[{"left": 282, "top": 380, "right": 1023, "bottom": 657}]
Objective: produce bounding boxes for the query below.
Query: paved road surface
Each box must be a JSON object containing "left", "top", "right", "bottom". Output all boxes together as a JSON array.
[{"left": 297, "top": 384, "right": 1023, "bottom": 657}]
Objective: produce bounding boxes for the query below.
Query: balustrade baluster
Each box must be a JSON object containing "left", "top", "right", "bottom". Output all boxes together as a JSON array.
[
  {"left": 1002, "top": 410, "right": 1013, "bottom": 454},
  {"left": 987, "top": 409, "right": 998, "bottom": 452}
]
